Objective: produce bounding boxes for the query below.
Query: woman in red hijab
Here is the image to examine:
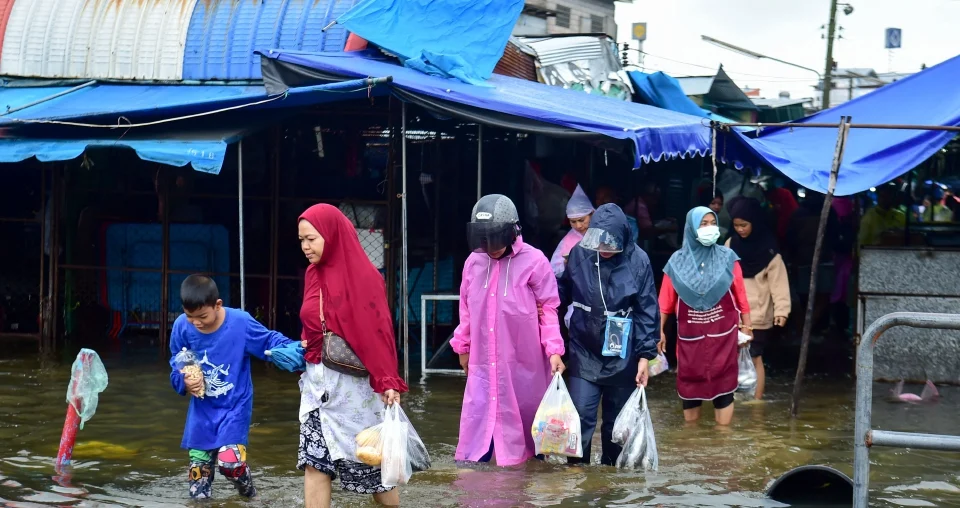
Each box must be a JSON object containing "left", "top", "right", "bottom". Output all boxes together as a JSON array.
[{"left": 295, "top": 204, "right": 407, "bottom": 507}]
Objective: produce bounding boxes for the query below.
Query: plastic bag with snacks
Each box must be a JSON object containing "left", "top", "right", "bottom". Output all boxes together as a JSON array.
[
  {"left": 355, "top": 404, "right": 430, "bottom": 487},
  {"left": 174, "top": 348, "right": 205, "bottom": 398},
  {"left": 612, "top": 387, "right": 659, "bottom": 471},
  {"left": 531, "top": 373, "right": 583, "bottom": 458},
  {"left": 737, "top": 347, "right": 757, "bottom": 395}
]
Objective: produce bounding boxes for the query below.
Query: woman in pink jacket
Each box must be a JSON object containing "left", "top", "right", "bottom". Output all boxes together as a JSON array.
[{"left": 451, "top": 194, "right": 565, "bottom": 466}]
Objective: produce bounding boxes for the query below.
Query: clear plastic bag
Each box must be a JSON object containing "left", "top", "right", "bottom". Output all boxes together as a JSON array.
[
  {"left": 174, "top": 347, "right": 205, "bottom": 398},
  {"left": 355, "top": 404, "right": 430, "bottom": 487},
  {"left": 531, "top": 373, "right": 583, "bottom": 458},
  {"left": 67, "top": 349, "right": 109, "bottom": 430},
  {"left": 648, "top": 353, "right": 669, "bottom": 377},
  {"left": 612, "top": 387, "right": 659, "bottom": 471},
  {"left": 737, "top": 347, "right": 757, "bottom": 394}
]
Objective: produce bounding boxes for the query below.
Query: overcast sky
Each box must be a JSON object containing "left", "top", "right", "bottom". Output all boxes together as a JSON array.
[{"left": 615, "top": 0, "right": 960, "bottom": 99}]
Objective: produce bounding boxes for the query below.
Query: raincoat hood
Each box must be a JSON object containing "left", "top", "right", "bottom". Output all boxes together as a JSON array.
[
  {"left": 566, "top": 185, "right": 595, "bottom": 219},
  {"left": 580, "top": 204, "right": 635, "bottom": 261}
]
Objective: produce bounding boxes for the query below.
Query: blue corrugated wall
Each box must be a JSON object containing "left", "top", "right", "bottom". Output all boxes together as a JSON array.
[{"left": 183, "top": 0, "right": 359, "bottom": 81}]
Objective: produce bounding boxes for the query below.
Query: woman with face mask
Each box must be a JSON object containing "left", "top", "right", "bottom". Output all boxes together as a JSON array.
[
  {"left": 657, "top": 207, "right": 752, "bottom": 425},
  {"left": 725, "top": 197, "right": 790, "bottom": 401},
  {"left": 557, "top": 204, "right": 660, "bottom": 465},
  {"left": 451, "top": 194, "right": 565, "bottom": 466}
]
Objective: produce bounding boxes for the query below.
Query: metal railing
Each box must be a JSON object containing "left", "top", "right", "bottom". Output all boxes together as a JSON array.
[
  {"left": 419, "top": 294, "right": 464, "bottom": 379},
  {"left": 854, "top": 312, "right": 960, "bottom": 508}
]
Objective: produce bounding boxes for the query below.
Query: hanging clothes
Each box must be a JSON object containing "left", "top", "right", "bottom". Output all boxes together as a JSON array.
[
  {"left": 767, "top": 188, "right": 799, "bottom": 247},
  {"left": 450, "top": 236, "right": 564, "bottom": 466}
]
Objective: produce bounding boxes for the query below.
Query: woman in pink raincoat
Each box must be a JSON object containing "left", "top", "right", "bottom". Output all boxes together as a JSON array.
[{"left": 451, "top": 194, "right": 565, "bottom": 466}]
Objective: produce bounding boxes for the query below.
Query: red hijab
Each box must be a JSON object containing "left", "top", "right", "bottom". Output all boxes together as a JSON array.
[
  {"left": 767, "top": 188, "right": 799, "bottom": 244},
  {"left": 299, "top": 204, "right": 407, "bottom": 394}
]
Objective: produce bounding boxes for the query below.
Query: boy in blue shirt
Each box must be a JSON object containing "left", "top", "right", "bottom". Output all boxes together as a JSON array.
[{"left": 169, "top": 275, "right": 294, "bottom": 500}]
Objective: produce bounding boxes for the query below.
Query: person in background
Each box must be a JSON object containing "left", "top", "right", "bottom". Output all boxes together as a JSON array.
[
  {"left": 697, "top": 184, "right": 725, "bottom": 215},
  {"left": 766, "top": 188, "right": 799, "bottom": 248},
  {"left": 452, "top": 194, "right": 565, "bottom": 466},
  {"left": 297, "top": 204, "right": 406, "bottom": 508},
  {"left": 550, "top": 185, "right": 596, "bottom": 277},
  {"left": 941, "top": 190, "right": 959, "bottom": 221},
  {"left": 169, "top": 275, "right": 296, "bottom": 500},
  {"left": 558, "top": 204, "right": 660, "bottom": 465},
  {"left": 595, "top": 186, "right": 618, "bottom": 207},
  {"left": 725, "top": 198, "right": 790, "bottom": 400},
  {"left": 657, "top": 207, "right": 752, "bottom": 425},
  {"left": 859, "top": 185, "right": 906, "bottom": 248},
  {"left": 626, "top": 181, "right": 677, "bottom": 244},
  {"left": 697, "top": 183, "right": 727, "bottom": 238},
  {"left": 920, "top": 194, "right": 954, "bottom": 223},
  {"left": 550, "top": 185, "right": 596, "bottom": 328}
]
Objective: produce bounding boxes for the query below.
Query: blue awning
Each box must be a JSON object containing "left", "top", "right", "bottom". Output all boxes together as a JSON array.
[
  {"left": 0, "top": 78, "right": 387, "bottom": 173},
  {"left": 0, "top": 129, "right": 247, "bottom": 174},
  {"left": 260, "top": 50, "right": 712, "bottom": 167},
  {"left": 723, "top": 54, "right": 960, "bottom": 196},
  {"left": 0, "top": 79, "right": 377, "bottom": 125}
]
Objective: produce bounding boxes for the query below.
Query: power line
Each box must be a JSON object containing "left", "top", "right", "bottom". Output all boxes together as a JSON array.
[{"left": 627, "top": 47, "right": 821, "bottom": 81}]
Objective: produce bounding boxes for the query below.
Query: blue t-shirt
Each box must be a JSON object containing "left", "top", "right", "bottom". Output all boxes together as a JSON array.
[{"left": 169, "top": 308, "right": 293, "bottom": 451}]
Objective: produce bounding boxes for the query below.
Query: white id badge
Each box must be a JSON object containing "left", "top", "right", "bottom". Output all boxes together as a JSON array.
[{"left": 601, "top": 315, "right": 631, "bottom": 359}]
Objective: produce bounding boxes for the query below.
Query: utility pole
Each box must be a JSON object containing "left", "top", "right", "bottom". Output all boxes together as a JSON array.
[{"left": 822, "top": 0, "right": 839, "bottom": 109}]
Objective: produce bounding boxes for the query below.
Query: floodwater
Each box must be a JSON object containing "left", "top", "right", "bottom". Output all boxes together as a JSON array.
[{"left": 2, "top": 352, "right": 960, "bottom": 508}]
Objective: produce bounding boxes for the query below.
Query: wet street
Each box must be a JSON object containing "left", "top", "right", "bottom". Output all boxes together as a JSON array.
[{"left": 1, "top": 352, "right": 959, "bottom": 507}]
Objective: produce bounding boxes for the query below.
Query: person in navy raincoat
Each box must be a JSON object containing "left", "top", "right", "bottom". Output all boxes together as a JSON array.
[{"left": 558, "top": 204, "right": 660, "bottom": 465}]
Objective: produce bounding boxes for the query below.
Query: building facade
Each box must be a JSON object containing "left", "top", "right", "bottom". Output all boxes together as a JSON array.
[{"left": 514, "top": 0, "right": 620, "bottom": 39}]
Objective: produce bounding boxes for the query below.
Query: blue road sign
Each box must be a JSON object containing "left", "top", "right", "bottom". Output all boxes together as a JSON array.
[{"left": 885, "top": 28, "right": 901, "bottom": 49}]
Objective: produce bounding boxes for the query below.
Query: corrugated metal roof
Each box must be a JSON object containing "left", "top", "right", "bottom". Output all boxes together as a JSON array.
[
  {"left": 0, "top": 0, "right": 14, "bottom": 62},
  {"left": 752, "top": 97, "right": 812, "bottom": 108},
  {"left": 519, "top": 35, "right": 607, "bottom": 68},
  {"left": 493, "top": 39, "right": 536, "bottom": 81},
  {"left": 182, "top": 0, "right": 359, "bottom": 81},
  {"left": 0, "top": 0, "right": 360, "bottom": 81},
  {"left": 0, "top": 0, "right": 197, "bottom": 80}
]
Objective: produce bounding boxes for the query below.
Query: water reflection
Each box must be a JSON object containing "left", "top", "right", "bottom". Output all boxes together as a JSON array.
[{"left": 1, "top": 353, "right": 959, "bottom": 507}]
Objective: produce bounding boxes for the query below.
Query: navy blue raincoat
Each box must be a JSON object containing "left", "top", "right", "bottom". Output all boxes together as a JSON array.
[{"left": 558, "top": 204, "right": 660, "bottom": 386}]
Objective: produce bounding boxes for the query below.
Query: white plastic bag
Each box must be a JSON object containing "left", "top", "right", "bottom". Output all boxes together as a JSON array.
[
  {"left": 355, "top": 404, "right": 430, "bottom": 487},
  {"left": 612, "top": 387, "right": 659, "bottom": 471},
  {"left": 531, "top": 373, "right": 583, "bottom": 458},
  {"left": 737, "top": 347, "right": 757, "bottom": 394},
  {"left": 648, "top": 353, "right": 669, "bottom": 377}
]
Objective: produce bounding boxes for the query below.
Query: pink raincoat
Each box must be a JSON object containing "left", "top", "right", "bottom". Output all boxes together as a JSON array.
[{"left": 451, "top": 237, "right": 564, "bottom": 466}]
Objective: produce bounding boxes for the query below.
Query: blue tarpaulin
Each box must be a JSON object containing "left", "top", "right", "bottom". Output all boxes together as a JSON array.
[
  {"left": 628, "top": 71, "right": 739, "bottom": 125},
  {"left": 0, "top": 130, "right": 245, "bottom": 174},
  {"left": 724, "top": 54, "right": 960, "bottom": 196},
  {"left": 260, "top": 50, "right": 713, "bottom": 167},
  {"left": 0, "top": 79, "right": 382, "bottom": 173},
  {"left": 337, "top": 0, "right": 524, "bottom": 85}
]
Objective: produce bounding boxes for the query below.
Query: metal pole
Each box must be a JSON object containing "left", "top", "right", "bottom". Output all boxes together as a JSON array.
[
  {"left": 401, "top": 103, "right": 410, "bottom": 384},
  {"left": 477, "top": 124, "right": 483, "bottom": 200},
  {"left": 791, "top": 116, "right": 851, "bottom": 417},
  {"left": 238, "top": 140, "right": 246, "bottom": 310},
  {"left": 39, "top": 166, "right": 48, "bottom": 354},
  {"left": 868, "top": 430, "right": 960, "bottom": 451},
  {"left": 822, "top": 0, "right": 839, "bottom": 109},
  {"left": 854, "top": 312, "right": 960, "bottom": 508},
  {"left": 160, "top": 167, "right": 171, "bottom": 352}
]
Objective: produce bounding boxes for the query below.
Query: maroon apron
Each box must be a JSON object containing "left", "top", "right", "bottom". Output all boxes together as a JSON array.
[{"left": 675, "top": 289, "right": 740, "bottom": 400}]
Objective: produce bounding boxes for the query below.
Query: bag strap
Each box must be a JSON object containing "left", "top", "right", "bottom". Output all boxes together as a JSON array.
[{"left": 318, "top": 288, "right": 327, "bottom": 335}]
